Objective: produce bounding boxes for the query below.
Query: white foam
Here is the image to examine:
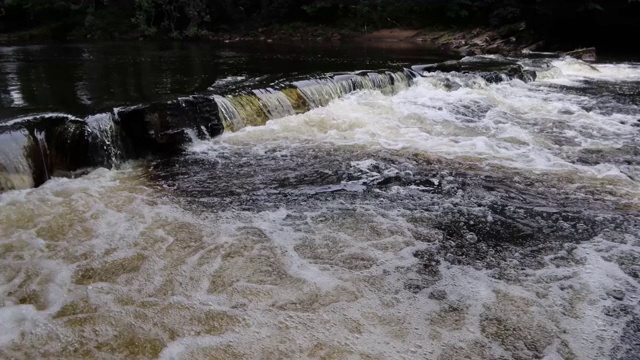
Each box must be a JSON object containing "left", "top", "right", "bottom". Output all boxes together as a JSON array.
[
  {"left": 0, "top": 305, "right": 42, "bottom": 347},
  {"left": 1, "top": 163, "right": 638, "bottom": 358},
  {"left": 198, "top": 72, "right": 637, "bottom": 182},
  {"left": 553, "top": 58, "right": 640, "bottom": 82}
]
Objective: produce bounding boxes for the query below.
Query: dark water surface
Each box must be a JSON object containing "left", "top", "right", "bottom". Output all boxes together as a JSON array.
[{"left": 0, "top": 41, "right": 452, "bottom": 121}]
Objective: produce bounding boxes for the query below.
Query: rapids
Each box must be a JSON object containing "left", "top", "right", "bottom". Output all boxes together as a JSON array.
[{"left": 1, "top": 53, "right": 640, "bottom": 359}]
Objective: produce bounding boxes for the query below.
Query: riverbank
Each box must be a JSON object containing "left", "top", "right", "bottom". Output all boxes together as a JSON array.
[
  {"left": 0, "top": 22, "right": 551, "bottom": 57},
  {"left": 207, "top": 23, "right": 541, "bottom": 57}
]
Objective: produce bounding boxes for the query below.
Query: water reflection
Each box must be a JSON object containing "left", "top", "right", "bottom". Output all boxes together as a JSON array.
[
  {"left": 0, "top": 41, "right": 451, "bottom": 122},
  {"left": 0, "top": 47, "right": 25, "bottom": 108}
]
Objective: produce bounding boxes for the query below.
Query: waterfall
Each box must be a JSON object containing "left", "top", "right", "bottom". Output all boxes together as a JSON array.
[
  {"left": 0, "top": 113, "right": 129, "bottom": 191},
  {"left": 0, "top": 57, "right": 550, "bottom": 192},
  {"left": 0, "top": 129, "right": 37, "bottom": 191},
  {"left": 253, "top": 89, "right": 297, "bottom": 119},
  {"left": 213, "top": 70, "right": 414, "bottom": 132},
  {"left": 85, "top": 113, "right": 125, "bottom": 168}
]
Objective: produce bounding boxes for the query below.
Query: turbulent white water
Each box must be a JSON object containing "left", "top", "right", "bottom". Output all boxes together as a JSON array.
[
  {"left": 213, "top": 60, "right": 639, "bottom": 181},
  {"left": 1, "top": 58, "right": 640, "bottom": 359}
]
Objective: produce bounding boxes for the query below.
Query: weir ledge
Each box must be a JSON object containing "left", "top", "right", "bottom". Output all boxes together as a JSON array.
[{"left": 0, "top": 56, "right": 542, "bottom": 192}]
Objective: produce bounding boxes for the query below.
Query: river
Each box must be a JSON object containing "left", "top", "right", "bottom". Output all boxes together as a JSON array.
[{"left": 0, "top": 43, "right": 639, "bottom": 359}]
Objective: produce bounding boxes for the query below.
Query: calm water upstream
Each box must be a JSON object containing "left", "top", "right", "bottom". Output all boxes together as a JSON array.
[
  {"left": 1, "top": 43, "right": 639, "bottom": 359},
  {"left": 0, "top": 42, "right": 451, "bottom": 121}
]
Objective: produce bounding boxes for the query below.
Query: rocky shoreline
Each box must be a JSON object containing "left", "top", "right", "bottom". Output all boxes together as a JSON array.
[
  {"left": 0, "top": 23, "right": 595, "bottom": 60},
  {"left": 187, "top": 24, "right": 596, "bottom": 60}
]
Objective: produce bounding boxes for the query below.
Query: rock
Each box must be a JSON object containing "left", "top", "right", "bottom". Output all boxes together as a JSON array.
[
  {"left": 521, "top": 50, "right": 561, "bottom": 59},
  {"left": 522, "top": 41, "right": 545, "bottom": 52},
  {"left": 486, "top": 44, "right": 503, "bottom": 54},
  {"left": 116, "top": 95, "right": 223, "bottom": 156},
  {"left": 563, "top": 47, "right": 597, "bottom": 62},
  {"left": 458, "top": 46, "right": 472, "bottom": 57},
  {"left": 606, "top": 289, "right": 626, "bottom": 301},
  {"left": 0, "top": 129, "right": 39, "bottom": 191},
  {"left": 57, "top": 113, "right": 128, "bottom": 172},
  {"left": 0, "top": 113, "right": 121, "bottom": 191}
]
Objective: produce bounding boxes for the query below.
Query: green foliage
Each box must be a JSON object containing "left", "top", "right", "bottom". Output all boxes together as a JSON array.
[
  {"left": 1, "top": 0, "right": 76, "bottom": 32},
  {"left": 132, "top": 0, "right": 156, "bottom": 35},
  {"left": 1, "top": 0, "right": 638, "bottom": 51}
]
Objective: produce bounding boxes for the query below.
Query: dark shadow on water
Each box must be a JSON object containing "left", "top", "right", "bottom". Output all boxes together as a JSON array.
[{"left": 0, "top": 41, "right": 454, "bottom": 121}]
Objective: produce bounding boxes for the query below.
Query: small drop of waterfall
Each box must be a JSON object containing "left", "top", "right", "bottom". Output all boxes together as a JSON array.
[
  {"left": 253, "top": 89, "right": 297, "bottom": 119},
  {"left": 0, "top": 113, "right": 126, "bottom": 191},
  {"left": 214, "top": 70, "right": 413, "bottom": 132},
  {"left": 85, "top": 113, "right": 126, "bottom": 168},
  {"left": 0, "top": 129, "right": 37, "bottom": 191}
]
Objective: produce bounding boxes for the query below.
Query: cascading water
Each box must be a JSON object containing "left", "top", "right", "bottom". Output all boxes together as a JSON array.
[
  {"left": 0, "top": 113, "right": 116, "bottom": 191},
  {"left": 0, "top": 69, "right": 417, "bottom": 190},
  {"left": 213, "top": 70, "right": 414, "bottom": 132},
  {"left": 1, "top": 53, "right": 639, "bottom": 360}
]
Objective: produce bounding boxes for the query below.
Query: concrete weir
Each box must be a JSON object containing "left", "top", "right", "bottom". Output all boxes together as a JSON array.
[{"left": 0, "top": 57, "right": 540, "bottom": 192}]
